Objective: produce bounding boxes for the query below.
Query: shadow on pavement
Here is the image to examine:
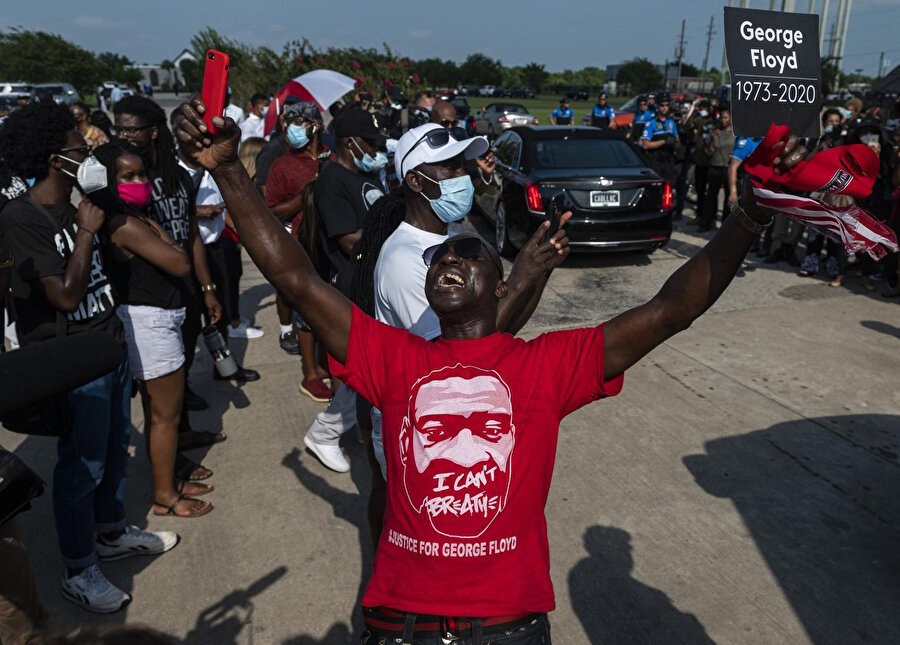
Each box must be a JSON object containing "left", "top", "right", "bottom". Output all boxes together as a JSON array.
[
  {"left": 860, "top": 319, "right": 900, "bottom": 340},
  {"left": 281, "top": 440, "right": 373, "bottom": 636},
  {"left": 281, "top": 623, "right": 354, "bottom": 645},
  {"left": 569, "top": 525, "right": 716, "bottom": 644},
  {"left": 683, "top": 414, "right": 900, "bottom": 645},
  {"left": 182, "top": 566, "right": 287, "bottom": 644}
]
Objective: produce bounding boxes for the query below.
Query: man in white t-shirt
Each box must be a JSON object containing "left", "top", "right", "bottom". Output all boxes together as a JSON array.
[
  {"left": 239, "top": 93, "right": 269, "bottom": 141},
  {"left": 223, "top": 87, "right": 245, "bottom": 127}
]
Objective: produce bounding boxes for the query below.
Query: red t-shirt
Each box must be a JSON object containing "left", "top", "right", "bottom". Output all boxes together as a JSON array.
[
  {"left": 264, "top": 149, "right": 319, "bottom": 234},
  {"left": 330, "top": 306, "right": 625, "bottom": 617}
]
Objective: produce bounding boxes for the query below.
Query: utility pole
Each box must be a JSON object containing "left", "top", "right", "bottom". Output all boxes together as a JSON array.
[
  {"left": 877, "top": 51, "right": 885, "bottom": 81},
  {"left": 700, "top": 16, "right": 715, "bottom": 95},
  {"left": 675, "top": 19, "right": 686, "bottom": 94}
]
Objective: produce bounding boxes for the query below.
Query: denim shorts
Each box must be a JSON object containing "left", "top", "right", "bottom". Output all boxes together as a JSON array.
[{"left": 117, "top": 304, "right": 186, "bottom": 380}]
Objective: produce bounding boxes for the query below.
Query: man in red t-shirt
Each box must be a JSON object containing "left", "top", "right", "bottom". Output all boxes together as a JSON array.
[
  {"left": 175, "top": 96, "right": 807, "bottom": 643},
  {"left": 264, "top": 101, "right": 332, "bottom": 402}
]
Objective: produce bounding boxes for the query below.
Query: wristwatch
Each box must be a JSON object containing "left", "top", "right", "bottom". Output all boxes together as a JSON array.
[
  {"left": 730, "top": 199, "right": 772, "bottom": 235},
  {"left": 200, "top": 283, "right": 217, "bottom": 293}
]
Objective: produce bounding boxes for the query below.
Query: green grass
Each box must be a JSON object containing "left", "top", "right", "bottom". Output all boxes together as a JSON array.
[{"left": 462, "top": 94, "right": 629, "bottom": 126}]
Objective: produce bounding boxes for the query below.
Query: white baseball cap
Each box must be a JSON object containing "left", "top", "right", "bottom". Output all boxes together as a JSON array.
[{"left": 394, "top": 123, "right": 488, "bottom": 182}]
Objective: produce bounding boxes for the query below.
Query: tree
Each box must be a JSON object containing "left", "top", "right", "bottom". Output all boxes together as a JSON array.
[
  {"left": 680, "top": 62, "right": 701, "bottom": 77},
  {"left": 459, "top": 53, "right": 503, "bottom": 86},
  {"left": 0, "top": 28, "right": 102, "bottom": 97},
  {"left": 97, "top": 51, "right": 142, "bottom": 87},
  {"left": 521, "top": 62, "right": 548, "bottom": 91},
  {"left": 416, "top": 58, "right": 459, "bottom": 87},
  {"left": 160, "top": 59, "right": 175, "bottom": 87},
  {"left": 617, "top": 58, "right": 663, "bottom": 93}
]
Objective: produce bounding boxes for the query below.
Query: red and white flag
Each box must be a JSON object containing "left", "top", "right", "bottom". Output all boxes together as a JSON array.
[{"left": 744, "top": 123, "right": 898, "bottom": 260}]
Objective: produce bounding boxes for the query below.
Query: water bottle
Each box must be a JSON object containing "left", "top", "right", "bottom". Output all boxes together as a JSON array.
[{"left": 202, "top": 325, "right": 238, "bottom": 378}]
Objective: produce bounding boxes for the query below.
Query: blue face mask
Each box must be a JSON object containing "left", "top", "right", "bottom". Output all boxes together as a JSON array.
[
  {"left": 416, "top": 171, "right": 474, "bottom": 223},
  {"left": 287, "top": 123, "right": 311, "bottom": 149},
  {"left": 351, "top": 139, "right": 388, "bottom": 172},
  {"left": 261, "top": 105, "right": 269, "bottom": 118}
]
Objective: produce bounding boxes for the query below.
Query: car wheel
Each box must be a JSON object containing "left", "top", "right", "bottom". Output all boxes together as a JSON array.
[{"left": 495, "top": 202, "right": 515, "bottom": 258}]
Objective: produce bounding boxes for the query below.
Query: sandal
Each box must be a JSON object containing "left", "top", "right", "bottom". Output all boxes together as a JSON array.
[
  {"left": 177, "top": 429, "right": 227, "bottom": 451},
  {"left": 797, "top": 270, "right": 814, "bottom": 277},
  {"left": 175, "top": 454, "right": 213, "bottom": 482},
  {"left": 153, "top": 494, "right": 213, "bottom": 518},
  {"left": 176, "top": 479, "right": 214, "bottom": 497}
]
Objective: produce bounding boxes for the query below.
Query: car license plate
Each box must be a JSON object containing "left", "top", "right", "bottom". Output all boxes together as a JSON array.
[{"left": 590, "top": 190, "right": 620, "bottom": 207}]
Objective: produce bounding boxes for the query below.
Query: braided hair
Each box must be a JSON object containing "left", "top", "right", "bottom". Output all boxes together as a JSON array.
[
  {"left": 349, "top": 188, "right": 407, "bottom": 316},
  {"left": 113, "top": 95, "right": 181, "bottom": 196},
  {"left": 0, "top": 101, "right": 73, "bottom": 183}
]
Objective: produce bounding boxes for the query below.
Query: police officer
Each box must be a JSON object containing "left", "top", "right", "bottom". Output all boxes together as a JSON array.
[
  {"left": 550, "top": 98, "right": 574, "bottom": 126},
  {"left": 640, "top": 92, "right": 682, "bottom": 191},
  {"left": 630, "top": 95, "right": 654, "bottom": 139},
  {"left": 590, "top": 92, "right": 616, "bottom": 129}
]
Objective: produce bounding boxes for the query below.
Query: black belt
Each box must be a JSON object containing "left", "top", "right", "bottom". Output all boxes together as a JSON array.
[{"left": 363, "top": 606, "right": 544, "bottom": 641}]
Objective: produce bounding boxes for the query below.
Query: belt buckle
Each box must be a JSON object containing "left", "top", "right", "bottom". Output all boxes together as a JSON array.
[{"left": 440, "top": 632, "right": 460, "bottom": 644}]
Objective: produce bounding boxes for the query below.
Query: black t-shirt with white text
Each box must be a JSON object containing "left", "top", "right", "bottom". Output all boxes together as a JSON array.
[
  {"left": 0, "top": 198, "right": 122, "bottom": 346},
  {"left": 313, "top": 162, "right": 384, "bottom": 296},
  {"left": 145, "top": 166, "right": 195, "bottom": 249}
]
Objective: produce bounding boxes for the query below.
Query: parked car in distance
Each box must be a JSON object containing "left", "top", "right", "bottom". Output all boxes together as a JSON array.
[
  {"left": 0, "top": 82, "right": 33, "bottom": 102},
  {"left": 493, "top": 85, "right": 508, "bottom": 97},
  {"left": 475, "top": 126, "right": 673, "bottom": 256},
  {"left": 566, "top": 87, "right": 590, "bottom": 101},
  {"left": 30, "top": 82, "right": 81, "bottom": 105},
  {"left": 509, "top": 86, "right": 536, "bottom": 99},
  {"left": 480, "top": 85, "right": 496, "bottom": 97},
  {"left": 474, "top": 103, "right": 538, "bottom": 137},
  {"left": 461, "top": 85, "right": 481, "bottom": 96}
]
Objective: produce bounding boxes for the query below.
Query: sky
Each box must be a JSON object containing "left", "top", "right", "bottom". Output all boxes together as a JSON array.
[{"left": 2, "top": 0, "right": 899, "bottom": 79}]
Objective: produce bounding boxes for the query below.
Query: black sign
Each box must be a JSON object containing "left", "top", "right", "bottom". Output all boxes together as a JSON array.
[{"left": 725, "top": 7, "right": 821, "bottom": 138}]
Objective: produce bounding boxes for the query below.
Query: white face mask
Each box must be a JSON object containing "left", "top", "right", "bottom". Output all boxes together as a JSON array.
[
  {"left": 55, "top": 154, "right": 108, "bottom": 193},
  {"left": 699, "top": 109, "right": 709, "bottom": 118}
]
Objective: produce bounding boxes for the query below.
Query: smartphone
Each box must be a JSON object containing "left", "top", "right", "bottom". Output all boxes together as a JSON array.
[
  {"left": 544, "top": 192, "right": 566, "bottom": 243},
  {"left": 201, "top": 49, "right": 230, "bottom": 135}
]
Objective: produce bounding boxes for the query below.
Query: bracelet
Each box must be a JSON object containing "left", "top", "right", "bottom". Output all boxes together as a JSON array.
[
  {"left": 78, "top": 226, "right": 98, "bottom": 237},
  {"left": 730, "top": 199, "right": 772, "bottom": 235},
  {"left": 0, "top": 255, "right": 13, "bottom": 270},
  {"left": 200, "top": 283, "right": 217, "bottom": 293}
]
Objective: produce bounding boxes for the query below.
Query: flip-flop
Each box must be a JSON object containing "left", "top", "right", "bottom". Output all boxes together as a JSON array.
[
  {"left": 176, "top": 479, "right": 214, "bottom": 497},
  {"left": 174, "top": 454, "right": 213, "bottom": 482},
  {"left": 177, "top": 430, "right": 227, "bottom": 451},
  {"left": 153, "top": 494, "right": 213, "bottom": 518}
]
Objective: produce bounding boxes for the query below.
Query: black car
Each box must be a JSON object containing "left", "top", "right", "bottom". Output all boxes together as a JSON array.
[
  {"left": 475, "top": 126, "right": 674, "bottom": 256},
  {"left": 509, "top": 86, "right": 536, "bottom": 99}
]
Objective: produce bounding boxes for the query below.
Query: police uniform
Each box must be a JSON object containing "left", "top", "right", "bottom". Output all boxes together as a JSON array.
[
  {"left": 630, "top": 108, "right": 654, "bottom": 139},
  {"left": 550, "top": 105, "right": 574, "bottom": 126},
  {"left": 641, "top": 115, "right": 682, "bottom": 185},
  {"left": 590, "top": 103, "right": 615, "bottom": 129}
]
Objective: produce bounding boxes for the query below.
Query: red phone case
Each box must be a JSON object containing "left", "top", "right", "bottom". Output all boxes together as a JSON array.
[{"left": 201, "top": 49, "right": 230, "bottom": 135}]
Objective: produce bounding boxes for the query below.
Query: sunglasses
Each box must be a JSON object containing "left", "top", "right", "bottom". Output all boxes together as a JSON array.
[
  {"left": 401, "top": 127, "right": 468, "bottom": 175},
  {"left": 422, "top": 237, "right": 503, "bottom": 276},
  {"left": 116, "top": 124, "right": 153, "bottom": 137}
]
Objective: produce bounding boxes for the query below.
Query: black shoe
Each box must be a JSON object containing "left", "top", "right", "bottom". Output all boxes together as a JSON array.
[
  {"left": 279, "top": 330, "right": 300, "bottom": 355},
  {"left": 185, "top": 385, "right": 208, "bottom": 411},
  {"left": 213, "top": 365, "right": 261, "bottom": 382},
  {"left": 764, "top": 248, "right": 783, "bottom": 264}
]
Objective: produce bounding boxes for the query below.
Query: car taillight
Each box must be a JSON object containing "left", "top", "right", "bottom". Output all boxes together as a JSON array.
[
  {"left": 498, "top": 115, "right": 509, "bottom": 123},
  {"left": 531, "top": 117, "right": 539, "bottom": 125},
  {"left": 662, "top": 183, "right": 673, "bottom": 210},
  {"left": 525, "top": 181, "right": 542, "bottom": 212}
]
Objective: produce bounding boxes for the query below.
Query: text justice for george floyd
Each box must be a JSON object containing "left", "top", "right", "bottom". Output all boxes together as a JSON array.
[{"left": 172, "top": 96, "right": 806, "bottom": 636}]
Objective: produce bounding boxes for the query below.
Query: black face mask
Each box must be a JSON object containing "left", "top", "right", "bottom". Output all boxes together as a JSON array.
[{"left": 127, "top": 140, "right": 153, "bottom": 166}]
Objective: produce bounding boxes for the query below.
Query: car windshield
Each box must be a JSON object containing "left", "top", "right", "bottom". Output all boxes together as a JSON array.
[
  {"left": 497, "top": 104, "right": 527, "bottom": 113},
  {"left": 8, "top": 84, "right": 32, "bottom": 93},
  {"left": 532, "top": 139, "right": 644, "bottom": 169},
  {"left": 37, "top": 86, "right": 65, "bottom": 94},
  {"left": 619, "top": 96, "right": 640, "bottom": 112}
]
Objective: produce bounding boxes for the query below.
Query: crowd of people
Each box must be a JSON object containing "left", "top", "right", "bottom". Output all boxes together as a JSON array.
[{"left": 0, "top": 78, "right": 896, "bottom": 644}]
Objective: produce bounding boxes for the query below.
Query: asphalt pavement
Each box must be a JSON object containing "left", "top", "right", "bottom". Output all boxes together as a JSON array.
[{"left": 3, "top": 169, "right": 900, "bottom": 643}]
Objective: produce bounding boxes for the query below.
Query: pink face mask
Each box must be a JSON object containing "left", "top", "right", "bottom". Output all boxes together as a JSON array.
[{"left": 118, "top": 181, "right": 152, "bottom": 210}]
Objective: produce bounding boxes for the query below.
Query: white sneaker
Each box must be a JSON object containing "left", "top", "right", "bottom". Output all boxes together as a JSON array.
[
  {"left": 62, "top": 564, "right": 131, "bottom": 614},
  {"left": 95, "top": 525, "right": 179, "bottom": 562},
  {"left": 304, "top": 435, "right": 350, "bottom": 472},
  {"left": 229, "top": 320, "right": 264, "bottom": 339}
]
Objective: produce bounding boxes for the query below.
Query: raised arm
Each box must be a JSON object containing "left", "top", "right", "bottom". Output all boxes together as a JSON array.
[
  {"left": 602, "top": 135, "right": 807, "bottom": 381},
  {"left": 174, "top": 96, "right": 352, "bottom": 363}
]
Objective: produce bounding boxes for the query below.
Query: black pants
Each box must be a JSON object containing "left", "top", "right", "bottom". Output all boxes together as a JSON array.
[
  {"left": 700, "top": 165, "right": 728, "bottom": 228},
  {"left": 694, "top": 164, "right": 709, "bottom": 219},
  {"left": 205, "top": 238, "right": 242, "bottom": 324},
  {"left": 179, "top": 292, "right": 202, "bottom": 433}
]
